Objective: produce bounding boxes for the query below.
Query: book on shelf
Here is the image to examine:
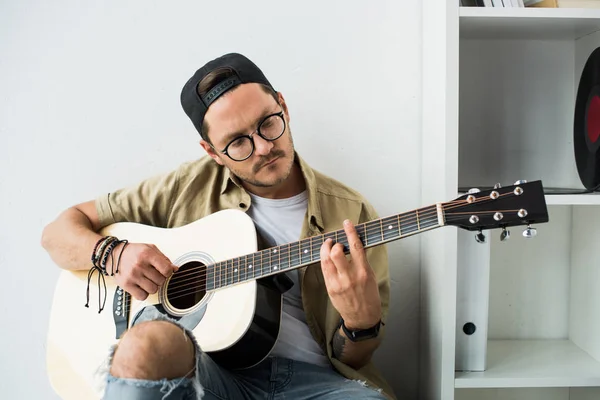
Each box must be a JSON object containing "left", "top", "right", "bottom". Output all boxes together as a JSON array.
[
  {"left": 460, "top": 0, "right": 526, "bottom": 7},
  {"left": 461, "top": 0, "right": 600, "bottom": 6}
]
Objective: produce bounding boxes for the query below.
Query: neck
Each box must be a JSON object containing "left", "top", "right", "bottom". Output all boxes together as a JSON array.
[
  {"left": 206, "top": 203, "right": 445, "bottom": 290},
  {"left": 243, "top": 161, "right": 305, "bottom": 199}
]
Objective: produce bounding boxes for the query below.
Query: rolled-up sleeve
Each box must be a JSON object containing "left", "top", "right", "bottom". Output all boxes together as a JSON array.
[{"left": 94, "top": 168, "right": 180, "bottom": 229}]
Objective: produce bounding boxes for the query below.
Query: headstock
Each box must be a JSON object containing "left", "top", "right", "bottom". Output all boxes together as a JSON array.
[{"left": 445, "top": 180, "right": 549, "bottom": 243}]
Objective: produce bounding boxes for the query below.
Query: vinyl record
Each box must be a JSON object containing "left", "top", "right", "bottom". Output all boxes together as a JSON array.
[{"left": 574, "top": 46, "right": 600, "bottom": 191}]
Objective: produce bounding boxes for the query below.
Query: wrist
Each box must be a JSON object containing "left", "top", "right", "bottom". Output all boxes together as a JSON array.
[
  {"left": 342, "top": 316, "right": 381, "bottom": 331},
  {"left": 339, "top": 318, "right": 383, "bottom": 342}
]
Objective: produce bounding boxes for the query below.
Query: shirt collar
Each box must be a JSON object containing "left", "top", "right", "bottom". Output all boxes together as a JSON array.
[{"left": 219, "top": 151, "right": 324, "bottom": 232}]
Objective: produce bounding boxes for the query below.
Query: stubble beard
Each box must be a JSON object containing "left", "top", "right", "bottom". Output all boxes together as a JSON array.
[{"left": 229, "top": 128, "right": 296, "bottom": 189}]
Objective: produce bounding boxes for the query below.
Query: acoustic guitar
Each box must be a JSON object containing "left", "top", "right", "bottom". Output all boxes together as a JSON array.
[{"left": 46, "top": 180, "right": 549, "bottom": 399}]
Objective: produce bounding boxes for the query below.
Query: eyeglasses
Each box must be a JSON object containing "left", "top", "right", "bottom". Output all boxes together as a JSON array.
[{"left": 217, "top": 111, "right": 286, "bottom": 162}]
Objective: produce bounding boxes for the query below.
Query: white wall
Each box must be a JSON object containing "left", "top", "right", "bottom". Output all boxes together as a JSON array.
[{"left": 0, "top": 1, "right": 423, "bottom": 399}]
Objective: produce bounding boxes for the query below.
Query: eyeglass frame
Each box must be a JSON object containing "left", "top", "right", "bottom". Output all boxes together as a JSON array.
[{"left": 212, "top": 110, "right": 287, "bottom": 162}]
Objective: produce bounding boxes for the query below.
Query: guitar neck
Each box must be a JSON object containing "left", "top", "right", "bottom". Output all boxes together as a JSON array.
[{"left": 207, "top": 204, "right": 444, "bottom": 290}]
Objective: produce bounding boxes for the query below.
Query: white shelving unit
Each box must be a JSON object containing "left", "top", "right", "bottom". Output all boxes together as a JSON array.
[
  {"left": 460, "top": 7, "right": 600, "bottom": 40},
  {"left": 420, "top": 4, "right": 600, "bottom": 400},
  {"left": 455, "top": 340, "right": 600, "bottom": 388}
]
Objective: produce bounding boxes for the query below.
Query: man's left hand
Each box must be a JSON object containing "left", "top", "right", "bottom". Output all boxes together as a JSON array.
[{"left": 320, "top": 219, "right": 382, "bottom": 330}]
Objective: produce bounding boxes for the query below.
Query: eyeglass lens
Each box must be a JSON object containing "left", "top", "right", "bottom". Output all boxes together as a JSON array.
[{"left": 226, "top": 114, "right": 285, "bottom": 160}]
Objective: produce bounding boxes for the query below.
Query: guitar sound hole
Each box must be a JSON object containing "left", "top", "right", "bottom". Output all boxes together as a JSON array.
[{"left": 166, "top": 261, "right": 207, "bottom": 310}]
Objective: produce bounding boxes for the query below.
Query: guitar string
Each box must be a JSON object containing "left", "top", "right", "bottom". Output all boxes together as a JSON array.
[
  {"left": 163, "top": 191, "right": 514, "bottom": 291},
  {"left": 99, "top": 192, "right": 516, "bottom": 304},
  {"left": 165, "top": 219, "right": 444, "bottom": 302},
  {"left": 165, "top": 201, "right": 520, "bottom": 299},
  {"left": 92, "top": 191, "right": 524, "bottom": 311},
  {"left": 164, "top": 210, "right": 511, "bottom": 303},
  {"left": 162, "top": 193, "right": 516, "bottom": 295},
  {"left": 164, "top": 209, "right": 515, "bottom": 302}
]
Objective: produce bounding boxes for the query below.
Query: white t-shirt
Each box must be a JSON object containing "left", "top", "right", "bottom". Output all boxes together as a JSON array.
[{"left": 246, "top": 190, "right": 331, "bottom": 368}]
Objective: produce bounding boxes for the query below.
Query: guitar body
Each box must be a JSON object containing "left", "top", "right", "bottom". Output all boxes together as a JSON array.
[{"left": 46, "top": 209, "right": 283, "bottom": 400}]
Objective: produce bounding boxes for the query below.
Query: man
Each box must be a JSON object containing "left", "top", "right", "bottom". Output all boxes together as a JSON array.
[{"left": 42, "top": 53, "right": 395, "bottom": 400}]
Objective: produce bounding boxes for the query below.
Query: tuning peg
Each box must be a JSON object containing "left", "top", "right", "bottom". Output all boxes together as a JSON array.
[
  {"left": 494, "top": 183, "right": 502, "bottom": 189},
  {"left": 467, "top": 188, "right": 481, "bottom": 194},
  {"left": 475, "top": 229, "right": 486, "bottom": 243},
  {"left": 500, "top": 227, "right": 510, "bottom": 241},
  {"left": 514, "top": 179, "right": 528, "bottom": 185},
  {"left": 522, "top": 224, "right": 537, "bottom": 238}
]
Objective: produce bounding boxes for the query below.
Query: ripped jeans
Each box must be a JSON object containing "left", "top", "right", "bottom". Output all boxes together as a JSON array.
[{"left": 100, "top": 314, "right": 387, "bottom": 400}]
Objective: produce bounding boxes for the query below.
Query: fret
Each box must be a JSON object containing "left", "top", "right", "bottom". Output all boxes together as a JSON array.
[
  {"left": 243, "top": 255, "right": 247, "bottom": 282},
  {"left": 252, "top": 252, "right": 257, "bottom": 279},
  {"left": 300, "top": 238, "right": 311, "bottom": 265},
  {"left": 279, "top": 243, "right": 287, "bottom": 271},
  {"left": 310, "top": 235, "right": 322, "bottom": 261},
  {"left": 217, "top": 262, "right": 221, "bottom": 288},
  {"left": 227, "top": 259, "right": 232, "bottom": 287},
  {"left": 363, "top": 223, "right": 369, "bottom": 246},
  {"left": 206, "top": 264, "right": 214, "bottom": 291},
  {"left": 337, "top": 230, "right": 349, "bottom": 248},
  {"left": 234, "top": 257, "right": 239, "bottom": 284},
  {"left": 231, "top": 258, "right": 235, "bottom": 286},
  {"left": 223, "top": 260, "right": 227, "bottom": 287},
  {"left": 383, "top": 216, "right": 399, "bottom": 241},
  {"left": 364, "top": 220, "right": 382, "bottom": 246},
  {"left": 278, "top": 245, "right": 282, "bottom": 271},
  {"left": 356, "top": 223, "right": 366, "bottom": 245},
  {"left": 324, "top": 231, "right": 336, "bottom": 244},
  {"left": 254, "top": 251, "right": 263, "bottom": 278},
  {"left": 271, "top": 247, "right": 278, "bottom": 273},
  {"left": 416, "top": 209, "right": 421, "bottom": 231},
  {"left": 230, "top": 258, "right": 234, "bottom": 285},
  {"left": 399, "top": 212, "right": 415, "bottom": 236},
  {"left": 379, "top": 219, "right": 383, "bottom": 243},
  {"left": 264, "top": 248, "right": 271, "bottom": 276},
  {"left": 288, "top": 244, "right": 295, "bottom": 270},
  {"left": 422, "top": 206, "right": 438, "bottom": 229},
  {"left": 228, "top": 259, "right": 231, "bottom": 285}
]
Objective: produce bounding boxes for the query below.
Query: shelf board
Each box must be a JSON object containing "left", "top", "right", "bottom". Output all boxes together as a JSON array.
[
  {"left": 459, "top": 7, "right": 600, "bottom": 40},
  {"left": 546, "top": 192, "right": 600, "bottom": 205},
  {"left": 455, "top": 339, "right": 600, "bottom": 388}
]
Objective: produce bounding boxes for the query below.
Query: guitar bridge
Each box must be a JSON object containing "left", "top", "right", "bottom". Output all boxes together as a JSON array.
[{"left": 112, "top": 287, "right": 130, "bottom": 339}]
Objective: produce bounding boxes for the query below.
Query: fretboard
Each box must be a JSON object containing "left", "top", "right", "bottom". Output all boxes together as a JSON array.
[{"left": 206, "top": 205, "right": 441, "bottom": 290}]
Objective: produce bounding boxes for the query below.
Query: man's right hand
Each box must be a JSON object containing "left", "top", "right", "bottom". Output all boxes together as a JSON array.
[{"left": 111, "top": 242, "right": 179, "bottom": 301}]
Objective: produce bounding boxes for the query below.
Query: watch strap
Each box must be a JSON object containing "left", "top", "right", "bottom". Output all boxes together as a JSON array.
[{"left": 340, "top": 318, "right": 383, "bottom": 342}]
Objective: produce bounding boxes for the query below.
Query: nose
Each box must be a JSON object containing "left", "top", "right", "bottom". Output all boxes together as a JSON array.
[{"left": 252, "top": 133, "right": 274, "bottom": 156}]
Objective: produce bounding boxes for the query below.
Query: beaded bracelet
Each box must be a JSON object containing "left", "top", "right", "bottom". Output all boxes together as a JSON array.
[{"left": 86, "top": 235, "right": 128, "bottom": 313}]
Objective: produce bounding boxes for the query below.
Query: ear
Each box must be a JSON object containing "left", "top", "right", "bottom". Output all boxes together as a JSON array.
[
  {"left": 200, "top": 140, "right": 224, "bottom": 166},
  {"left": 277, "top": 92, "right": 290, "bottom": 123}
]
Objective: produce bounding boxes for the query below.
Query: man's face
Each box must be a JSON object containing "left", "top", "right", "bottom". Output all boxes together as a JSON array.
[{"left": 201, "top": 83, "right": 295, "bottom": 189}]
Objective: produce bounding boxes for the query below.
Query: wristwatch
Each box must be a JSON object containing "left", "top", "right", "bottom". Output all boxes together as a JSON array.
[{"left": 340, "top": 319, "right": 383, "bottom": 342}]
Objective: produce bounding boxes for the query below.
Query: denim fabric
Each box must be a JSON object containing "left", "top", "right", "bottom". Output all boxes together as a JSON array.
[{"left": 100, "top": 317, "right": 387, "bottom": 400}]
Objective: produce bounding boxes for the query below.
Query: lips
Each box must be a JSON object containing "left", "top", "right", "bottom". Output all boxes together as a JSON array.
[{"left": 263, "top": 157, "right": 278, "bottom": 166}]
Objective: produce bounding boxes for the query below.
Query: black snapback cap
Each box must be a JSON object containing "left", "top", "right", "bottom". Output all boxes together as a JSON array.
[{"left": 180, "top": 53, "right": 276, "bottom": 138}]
